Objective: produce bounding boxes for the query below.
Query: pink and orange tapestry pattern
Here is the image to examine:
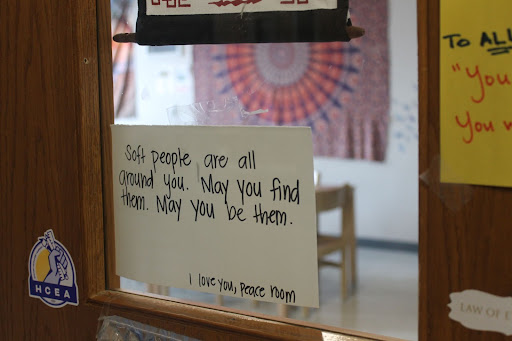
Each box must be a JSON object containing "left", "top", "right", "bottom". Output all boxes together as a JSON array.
[{"left": 193, "top": 0, "right": 389, "bottom": 161}]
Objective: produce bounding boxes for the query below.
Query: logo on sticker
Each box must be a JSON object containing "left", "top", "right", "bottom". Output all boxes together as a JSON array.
[{"left": 28, "top": 229, "right": 78, "bottom": 308}]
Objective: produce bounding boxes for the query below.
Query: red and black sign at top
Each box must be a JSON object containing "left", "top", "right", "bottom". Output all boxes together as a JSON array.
[{"left": 114, "top": 0, "right": 363, "bottom": 46}]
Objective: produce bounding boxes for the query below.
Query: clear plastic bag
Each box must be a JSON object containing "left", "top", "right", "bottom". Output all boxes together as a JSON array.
[{"left": 97, "top": 316, "right": 199, "bottom": 341}]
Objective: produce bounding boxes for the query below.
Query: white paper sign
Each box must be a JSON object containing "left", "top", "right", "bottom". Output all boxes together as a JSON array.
[
  {"left": 112, "top": 125, "right": 319, "bottom": 308},
  {"left": 147, "top": 0, "right": 337, "bottom": 16},
  {"left": 449, "top": 290, "right": 512, "bottom": 335}
]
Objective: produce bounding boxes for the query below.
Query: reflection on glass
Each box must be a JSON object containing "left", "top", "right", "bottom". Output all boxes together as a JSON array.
[{"left": 111, "top": 0, "right": 418, "bottom": 339}]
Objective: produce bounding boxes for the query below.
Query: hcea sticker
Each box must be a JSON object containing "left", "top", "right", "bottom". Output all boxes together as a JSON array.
[{"left": 28, "top": 229, "right": 78, "bottom": 308}]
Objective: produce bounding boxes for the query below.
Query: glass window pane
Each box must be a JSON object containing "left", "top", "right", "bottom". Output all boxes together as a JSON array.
[{"left": 111, "top": 1, "right": 418, "bottom": 339}]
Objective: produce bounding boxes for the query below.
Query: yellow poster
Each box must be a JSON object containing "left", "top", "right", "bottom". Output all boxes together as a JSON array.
[{"left": 441, "top": 0, "right": 512, "bottom": 187}]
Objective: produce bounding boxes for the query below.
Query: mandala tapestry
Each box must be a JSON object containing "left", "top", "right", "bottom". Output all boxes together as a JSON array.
[{"left": 193, "top": 0, "right": 389, "bottom": 161}]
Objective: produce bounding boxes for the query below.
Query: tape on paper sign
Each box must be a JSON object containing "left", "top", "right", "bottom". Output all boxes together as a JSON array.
[
  {"left": 28, "top": 229, "right": 79, "bottom": 308},
  {"left": 449, "top": 290, "right": 512, "bottom": 335}
]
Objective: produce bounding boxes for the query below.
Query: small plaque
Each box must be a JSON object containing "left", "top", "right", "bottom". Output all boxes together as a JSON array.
[{"left": 449, "top": 289, "right": 512, "bottom": 335}]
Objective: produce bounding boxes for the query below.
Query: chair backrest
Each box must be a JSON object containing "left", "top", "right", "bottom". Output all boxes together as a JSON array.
[{"left": 315, "top": 185, "right": 352, "bottom": 213}]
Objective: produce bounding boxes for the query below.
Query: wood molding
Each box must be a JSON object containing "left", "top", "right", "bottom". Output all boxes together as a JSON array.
[
  {"left": 417, "top": 0, "right": 434, "bottom": 339},
  {"left": 77, "top": 0, "right": 107, "bottom": 299},
  {"left": 89, "top": 290, "right": 405, "bottom": 341},
  {"left": 96, "top": 0, "right": 120, "bottom": 290}
]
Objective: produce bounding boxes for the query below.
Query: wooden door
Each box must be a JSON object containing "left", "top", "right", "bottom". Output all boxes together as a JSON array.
[{"left": 3, "top": 0, "right": 502, "bottom": 340}]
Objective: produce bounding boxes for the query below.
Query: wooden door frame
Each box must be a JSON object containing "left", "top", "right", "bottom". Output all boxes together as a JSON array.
[
  {"left": 417, "top": 0, "right": 437, "bottom": 340},
  {"left": 96, "top": 0, "right": 425, "bottom": 339}
]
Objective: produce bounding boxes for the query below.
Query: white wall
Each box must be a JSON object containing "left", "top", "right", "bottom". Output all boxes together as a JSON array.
[{"left": 316, "top": 0, "right": 418, "bottom": 243}]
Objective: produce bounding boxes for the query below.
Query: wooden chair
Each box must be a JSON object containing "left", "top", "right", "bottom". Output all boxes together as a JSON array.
[
  {"left": 217, "top": 184, "right": 357, "bottom": 318},
  {"left": 315, "top": 185, "right": 357, "bottom": 300},
  {"left": 280, "top": 184, "right": 357, "bottom": 317}
]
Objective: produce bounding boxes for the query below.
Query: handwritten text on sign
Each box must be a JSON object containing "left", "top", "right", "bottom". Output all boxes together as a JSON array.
[
  {"left": 440, "top": 0, "right": 512, "bottom": 187},
  {"left": 147, "top": 0, "right": 337, "bottom": 16},
  {"left": 112, "top": 125, "right": 319, "bottom": 307}
]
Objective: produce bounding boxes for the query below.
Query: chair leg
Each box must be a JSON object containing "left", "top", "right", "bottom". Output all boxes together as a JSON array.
[
  {"left": 278, "top": 304, "right": 288, "bottom": 317},
  {"left": 341, "top": 248, "right": 348, "bottom": 300},
  {"left": 147, "top": 284, "right": 168, "bottom": 296},
  {"left": 302, "top": 307, "right": 310, "bottom": 318},
  {"left": 344, "top": 185, "right": 357, "bottom": 294},
  {"left": 351, "top": 237, "right": 357, "bottom": 289}
]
